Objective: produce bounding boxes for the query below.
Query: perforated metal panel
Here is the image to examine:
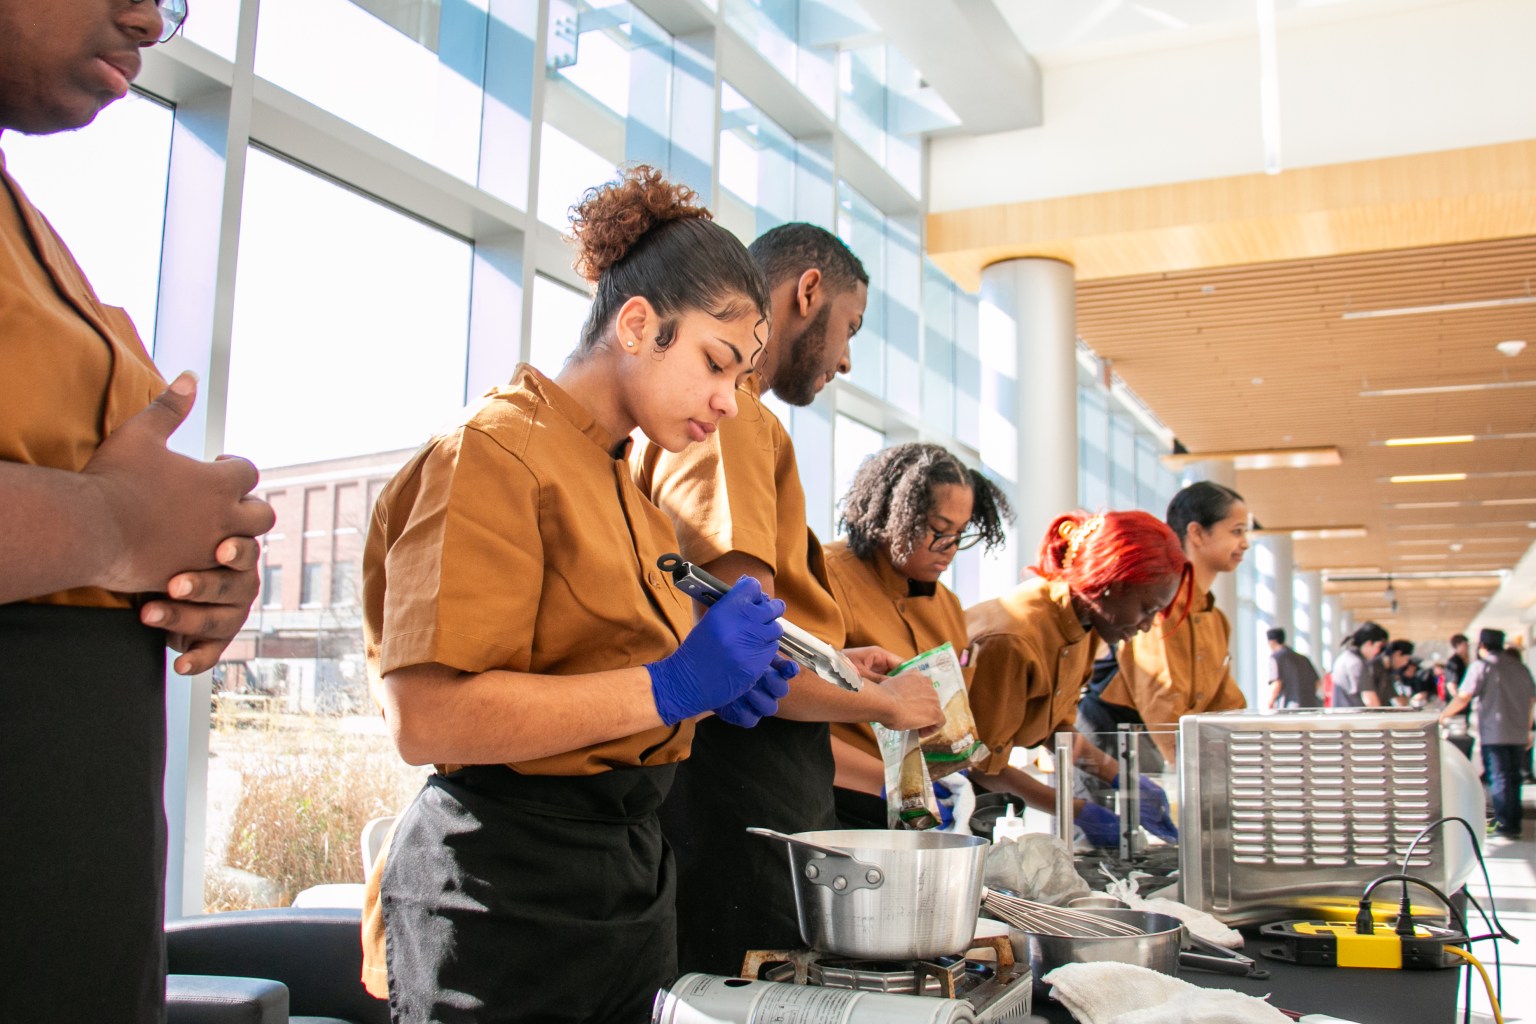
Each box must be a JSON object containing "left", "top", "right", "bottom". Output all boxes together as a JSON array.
[{"left": 1180, "top": 709, "right": 1446, "bottom": 925}]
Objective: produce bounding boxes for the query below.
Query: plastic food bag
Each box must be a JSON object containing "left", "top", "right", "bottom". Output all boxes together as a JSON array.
[
  {"left": 890, "top": 642, "right": 989, "bottom": 780},
  {"left": 875, "top": 722, "right": 940, "bottom": 829}
]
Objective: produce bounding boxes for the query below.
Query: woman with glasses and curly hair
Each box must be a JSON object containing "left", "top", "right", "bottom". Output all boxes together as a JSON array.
[
  {"left": 823, "top": 442, "right": 1012, "bottom": 826},
  {"left": 965, "top": 510, "right": 1189, "bottom": 846}
]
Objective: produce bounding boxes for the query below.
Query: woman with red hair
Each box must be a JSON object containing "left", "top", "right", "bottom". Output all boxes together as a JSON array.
[{"left": 965, "top": 510, "right": 1188, "bottom": 844}]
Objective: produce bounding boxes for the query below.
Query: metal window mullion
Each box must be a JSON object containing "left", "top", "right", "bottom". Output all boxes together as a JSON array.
[{"left": 155, "top": 0, "right": 262, "bottom": 923}]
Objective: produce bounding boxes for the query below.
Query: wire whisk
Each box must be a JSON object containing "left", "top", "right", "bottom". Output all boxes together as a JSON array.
[{"left": 981, "top": 887, "right": 1145, "bottom": 938}]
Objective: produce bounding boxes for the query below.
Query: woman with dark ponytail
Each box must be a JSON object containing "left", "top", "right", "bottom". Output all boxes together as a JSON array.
[
  {"left": 1095, "top": 481, "right": 1250, "bottom": 764},
  {"left": 359, "top": 167, "right": 792, "bottom": 1022},
  {"left": 964, "top": 510, "right": 1189, "bottom": 846}
]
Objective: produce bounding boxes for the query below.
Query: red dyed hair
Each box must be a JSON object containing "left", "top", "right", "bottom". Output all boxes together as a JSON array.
[{"left": 1033, "top": 510, "right": 1193, "bottom": 618}]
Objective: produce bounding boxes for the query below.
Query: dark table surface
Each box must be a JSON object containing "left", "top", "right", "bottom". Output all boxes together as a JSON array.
[{"left": 1030, "top": 929, "right": 1463, "bottom": 1023}]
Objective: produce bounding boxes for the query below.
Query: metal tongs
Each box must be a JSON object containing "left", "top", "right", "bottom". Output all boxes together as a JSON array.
[{"left": 657, "top": 554, "right": 863, "bottom": 692}]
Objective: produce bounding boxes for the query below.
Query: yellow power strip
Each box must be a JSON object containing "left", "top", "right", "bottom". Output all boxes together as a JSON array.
[{"left": 1258, "top": 920, "right": 1461, "bottom": 970}]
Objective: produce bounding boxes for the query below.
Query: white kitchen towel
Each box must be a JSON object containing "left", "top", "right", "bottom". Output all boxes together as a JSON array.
[
  {"left": 1044, "top": 962, "right": 1292, "bottom": 1024},
  {"left": 1103, "top": 871, "right": 1245, "bottom": 948}
]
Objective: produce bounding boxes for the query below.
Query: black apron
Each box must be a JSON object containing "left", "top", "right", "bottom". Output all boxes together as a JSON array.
[
  {"left": 659, "top": 715, "right": 836, "bottom": 976},
  {"left": 381, "top": 762, "right": 677, "bottom": 1024},
  {"left": 0, "top": 603, "right": 167, "bottom": 1023}
]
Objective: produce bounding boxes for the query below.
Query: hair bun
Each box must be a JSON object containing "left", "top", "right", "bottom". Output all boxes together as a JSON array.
[{"left": 569, "top": 164, "right": 712, "bottom": 284}]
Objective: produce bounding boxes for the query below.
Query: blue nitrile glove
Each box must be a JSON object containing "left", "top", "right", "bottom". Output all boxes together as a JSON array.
[
  {"left": 714, "top": 656, "right": 797, "bottom": 728},
  {"left": 1111, "top": 774, "right": 1179, "bottom": 843},
  {"left": 932, "top": 779, "right": 955, "bottom": 830},
  {"left": 1075, "top": 801, "right": 1121, "bottom": 847},
  {"left": 1137, "top": 775, "right": 1179, "bottom": 842},
  {"left": 646, "top": 576, "right": 785, "bottom": 726}
]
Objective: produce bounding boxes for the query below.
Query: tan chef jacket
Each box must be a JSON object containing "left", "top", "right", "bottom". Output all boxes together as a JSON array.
[
  {"left": 361, "top": 364, "right": 699, "bottom": 995},
  {"left": 363, "top": 363, "right": 698, "bottom": 777},
  {"left": 1108, "top": 587, "right": 1244, "bottom": 762},
  {"left": 964, "top": 578, "right": 1098, "bottom": 776},
  {"left": 631, "top": 372, "right": 844, "bottom": 644},
  {"left": 0, "top": 153, "right": 164, "bottom": 609},
  {"left": 823, "top": 539, "right": 969, "bottom": 759}
]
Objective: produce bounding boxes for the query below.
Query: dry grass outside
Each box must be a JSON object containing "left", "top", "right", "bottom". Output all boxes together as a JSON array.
[{"left": 205, "top": 714, "right": 426, "bottom": 912}]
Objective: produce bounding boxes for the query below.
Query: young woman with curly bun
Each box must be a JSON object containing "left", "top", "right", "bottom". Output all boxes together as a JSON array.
[
  {"left": 360, "top": 166, "right": 795, "bottom": 1022},
  {"left": 822, "top": 442, "right": 1012, "bottom": 827},
  {"left": 1095, "top": 481, "right": 1250, "bottom": 764},
  {"left": 965, "top": 511, "right": 1188, "bottom": 846}
]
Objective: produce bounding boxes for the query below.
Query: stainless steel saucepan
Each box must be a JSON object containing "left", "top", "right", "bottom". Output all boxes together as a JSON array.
[{"left": 748, "top": 827, "right": 989, "bottom": 959}]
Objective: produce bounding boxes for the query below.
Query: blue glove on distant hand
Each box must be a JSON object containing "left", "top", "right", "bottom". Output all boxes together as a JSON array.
[
  {"left": 1137, "top": 775, "right": 1179, "bottom": 842},
  {"left": 1112, "top": 773, "right": 1179, "bottom": 842},
  {"left": 646, "top": 576, "right": 785, "bottom": 726},
  {"left": 714, "top": 656, "right": 797, "bottom": 728},
  {"left": 1075, "top": 802, "right": 1121, "bottom": 847}
]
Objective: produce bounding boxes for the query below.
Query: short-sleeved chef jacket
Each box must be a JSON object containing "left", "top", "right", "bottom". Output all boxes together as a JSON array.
[
  {"left": 0, "top": 153, "right": 164, "bottom": 607},
  {"left": 1, "top": 152, "right": 170, "bottom": 1023},
  {"left": 965, "top": 577, "right": 1098, "bottom": 775},
  {"left": 1330, "top": 647, "right": 1391, "bottom": 709},
  {"left": 363, "top": 363, "right": 697, "bottom": 776},
  {"left": 823, "top": 539, "right": 969, "bottom": 759},
  {"left": 1107, "top": 587, "right": 1244, "bottom": 761},
  {"left": 631, "top": 373, "right": 845, "bottom": 646}
]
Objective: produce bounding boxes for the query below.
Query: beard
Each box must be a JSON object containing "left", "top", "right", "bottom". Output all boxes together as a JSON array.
[{"left": 768, "top": 303, "right": 832, "bottom": 407}]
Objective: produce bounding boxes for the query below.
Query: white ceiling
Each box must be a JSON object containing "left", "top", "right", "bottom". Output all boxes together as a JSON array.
[{"left": 991, "top": 0, "right": 1460, "bottom": 66}]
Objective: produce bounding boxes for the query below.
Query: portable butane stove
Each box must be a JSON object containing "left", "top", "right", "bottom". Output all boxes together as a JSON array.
[{"left": 740, "top": 935, "right": 1034, "bottom": 1022}]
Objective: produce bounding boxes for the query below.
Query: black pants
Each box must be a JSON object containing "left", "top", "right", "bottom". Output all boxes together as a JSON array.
[
  {"left": 0, "top": 604, "right": 167, "bottom": 1023},
  {"left": 660, "top": 715, "right": 836, "bottom": 976},
  {"left": 1484, "top": 744, "right": 1525, "bottom": 836},
  {"left": 382, "top": 763, "right": 677, "bottom": 1024}
]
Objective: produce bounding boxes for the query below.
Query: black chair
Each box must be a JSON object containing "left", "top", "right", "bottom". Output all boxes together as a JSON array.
[{"left": 165, "top": 907, "right": 388, "bottom": 1024}]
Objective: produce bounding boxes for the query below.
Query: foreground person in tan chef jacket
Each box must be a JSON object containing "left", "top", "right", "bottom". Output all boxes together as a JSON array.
[
  {"left": 823, "top": 442, "right": 1013, "bottom": 827},
  {"left": 0, "top": 2, "right": 276, "bottom": 1020},
  {"left": 1092, "top": 481, "right": 1249, "bottom": 764},
  {"left": 633, "top": 223, "right": 945, "bottom": 976},
  {"left": 965, "top": 511, "right": 1187, "bottom": 847},
  {"left": 361, "top": 168, "right": 797, "bottom": 1024}
]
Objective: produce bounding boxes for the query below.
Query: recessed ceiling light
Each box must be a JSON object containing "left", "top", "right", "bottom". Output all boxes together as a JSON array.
[
  {"left": 1251, "top": 377, "right": 1265, "bottom": 386},
  {"left": 1341, "top": 295, "right": 1536, "bottom": 320},
  {"left": 1360, "top": 380, "right": 1536, "bottom": 398},
  {"left": 1383, "top": 435, "right": 1475, "bottom": 447},
  {"left": 1389, "top": 473, "right": 1468, "bottom": 484},
  {"left": 1496, "top": 339, "right": 1527, "bottom": 357}
]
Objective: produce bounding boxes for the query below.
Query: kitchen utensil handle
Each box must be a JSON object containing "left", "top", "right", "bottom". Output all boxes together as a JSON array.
[
  {"left": 744, "top": 827, "right": 886, "bottom": 893},
  {"left": 1178, "top": 950, "right": 1254, "bottom": 976}
]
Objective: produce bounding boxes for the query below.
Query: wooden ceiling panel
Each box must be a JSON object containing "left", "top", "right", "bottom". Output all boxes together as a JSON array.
[{"left": 1077, "top": 235, "right": 1536, "bottom": 640}]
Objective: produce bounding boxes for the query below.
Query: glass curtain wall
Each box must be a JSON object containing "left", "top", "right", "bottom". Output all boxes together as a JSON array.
[{"left": 9, "top": 0, "right": 990, "bottom": 917}]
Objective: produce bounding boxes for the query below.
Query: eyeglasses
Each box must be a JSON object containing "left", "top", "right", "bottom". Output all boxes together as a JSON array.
[
  {"left": 131, "top": 0, "right": 189, "bottom": 44},
  {"left": 926, "top": 526, "right": 982, "bottom": 553}
]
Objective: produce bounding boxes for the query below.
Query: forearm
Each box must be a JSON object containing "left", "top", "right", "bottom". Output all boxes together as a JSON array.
[
  {"left": 1440, "top": 693, "right": 1472, "bottom": 718},
  {"left": 979, "top": 764, "right": 1082, "bottom": 816},
  {"left": 1072, "top": 729, "right": 1120, "bottom": 783},
  {"left": 1362, "top": 690, "right": 1383, "bottom": 708},
  {"left": 0, "top": 462, "right": 116, "bottom": 603},
  {"left": 831, "top": 736, "right": 885, "bottom": 795},
  {"left": 381, "top": 662, "right": 665, "bottom": 766},
  {"left": 776, "top": 671, "right": 899, "bottom": 722},
  {"left": 1266, "top": 680, "right": 1281, "bottom": 710}
]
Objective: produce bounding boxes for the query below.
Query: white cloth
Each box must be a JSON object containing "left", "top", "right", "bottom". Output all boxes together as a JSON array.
[
  {"left": 1103, "top": 872, "right": 1244, "bottom": 949},
  {"left": 1044, "top": 962, "right": 1291, "bottom": 1024},
  {"left": 983, "top": 833, "right": 1091, "bottom": 905}
]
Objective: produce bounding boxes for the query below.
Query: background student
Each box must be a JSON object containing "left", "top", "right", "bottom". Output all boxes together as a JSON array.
[
  {"left": 1089, "top": 481, "right": 1250, "bottom": 763},
  {"left": 965, "top": 510, "right": 1185, "bottom": 847},
  {"left": 822, "top": 442, "right": 1012, "bottom": 827},
  {"left": 634, "top": 223, "right": 944, "bottom": 976}
]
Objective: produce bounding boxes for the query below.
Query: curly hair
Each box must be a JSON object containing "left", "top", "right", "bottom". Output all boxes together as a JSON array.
[
  {"left": 838, "top": 443, "right": 1012, "bottom": 566},
  {"left": 1034, "top": 510, "right": 1192, "bottom": 618},
  {"left": 568, "top": 165, "right": 769, "bottom": 358}
]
